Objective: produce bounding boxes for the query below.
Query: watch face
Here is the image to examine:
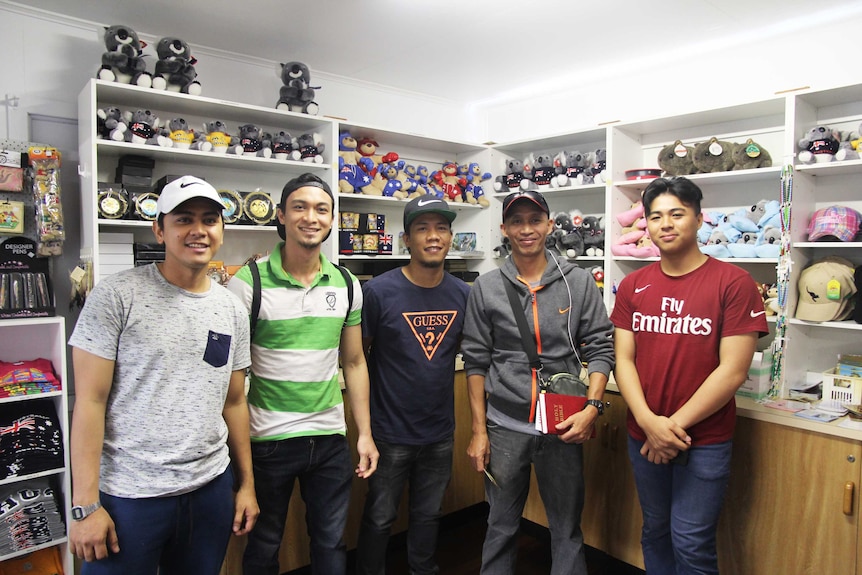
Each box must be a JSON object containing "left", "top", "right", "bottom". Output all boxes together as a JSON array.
[{"left": 72, "top": 506, "right": 85, "bottom": 520}]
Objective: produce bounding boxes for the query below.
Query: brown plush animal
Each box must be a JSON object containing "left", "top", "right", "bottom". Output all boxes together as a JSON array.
[{"left": 657, "top": 140, "right": 699, "bottom": 176}]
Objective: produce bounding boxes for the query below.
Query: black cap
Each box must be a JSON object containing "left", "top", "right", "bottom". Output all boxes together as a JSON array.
[
  {"left": 276, "top": 173, "right": 334, "bottom": 240},
  {"left": 403, "top": 195, "right": 457, "bottom": 231},
  {"left": 502, "top": 190, "right": 550, "bottom": 220}
]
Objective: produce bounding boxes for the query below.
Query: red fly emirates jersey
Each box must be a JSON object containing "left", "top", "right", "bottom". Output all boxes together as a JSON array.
[{"left": 610, "top": 257, "right": 768, "bottom": 445}]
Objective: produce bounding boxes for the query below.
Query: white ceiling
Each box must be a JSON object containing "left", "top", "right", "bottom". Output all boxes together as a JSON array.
[{"left": 15, "top": 0, "right": 862, "bottom": 105}]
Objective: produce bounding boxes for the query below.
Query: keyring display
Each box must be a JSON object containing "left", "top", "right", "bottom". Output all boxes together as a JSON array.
[
  {"left": 242, "top": 190, "right": 275, "bottom": 225},
  {"left": 134, "top": 192, "right": 160, "bottom": 221},
  {"left": 97, "top": 186, "right": 129, "bottom": 219},
  {"left": 218, "top": 189, "right": 243, "bottom": 224}
]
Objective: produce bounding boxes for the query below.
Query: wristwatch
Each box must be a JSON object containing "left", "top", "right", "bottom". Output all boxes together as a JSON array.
[
  {"left": 584, "top": 399, "right": 605, "bottom": 416},
  {"left": 71, "top": 501, "right": 102, "bottom": 521}
]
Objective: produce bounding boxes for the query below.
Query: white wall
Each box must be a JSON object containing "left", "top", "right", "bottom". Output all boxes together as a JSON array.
[
  {"left": 5, "top": 4, "right": 862, "bottom": 152},
  {"left": 0, "top": 5, "right": 471, "bottom": 143},
  {"left": 472, "top": 10, "right": 862, "bottom": 144}
]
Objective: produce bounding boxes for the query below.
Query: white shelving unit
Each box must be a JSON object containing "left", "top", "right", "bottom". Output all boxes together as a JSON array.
[
  {"left": 783, "top": 84, "right": 862, "bottom": 390},
  {"left": 77, "top": 79, "right": 338, "bottom": 280},
  {"left": 0, "top": 316, "right": 72, "bottom": 574},
  {"left": 606, "top": 98, "right": 786, "bottom": 314},
  {"left": 335, "top": 121, "right": 496, "bottom": 276},
  {"left": 75, "top": 77, "right": 862, "bottom": 437},
  {"left": 488, "top": 127, "right": 609, "bottom": 288}
]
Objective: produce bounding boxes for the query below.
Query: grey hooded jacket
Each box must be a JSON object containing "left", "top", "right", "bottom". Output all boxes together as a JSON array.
[{"left": 462, "top": 251, "right": 614, "bottom": 423}]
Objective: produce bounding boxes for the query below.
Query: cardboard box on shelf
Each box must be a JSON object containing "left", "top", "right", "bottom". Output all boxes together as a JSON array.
[{"left": 737, "top": 351, "right": 773, "bottom": 400}]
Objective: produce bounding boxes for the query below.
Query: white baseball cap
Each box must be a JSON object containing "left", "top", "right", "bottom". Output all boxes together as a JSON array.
[{"left": 156, "top": 175, "right": 223, "bottom": 216}]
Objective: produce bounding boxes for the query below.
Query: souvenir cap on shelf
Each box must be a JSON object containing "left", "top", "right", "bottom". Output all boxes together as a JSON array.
[
  {"left": 807, "top": 205, "right": 862, "bottom": 242},
  {"left": 795, "top": 256, "right": 857, "bottom": 322}
]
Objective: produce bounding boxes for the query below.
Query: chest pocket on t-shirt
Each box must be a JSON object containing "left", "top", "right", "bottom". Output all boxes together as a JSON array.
[{"left": 203, "top": 331, "right": 232, "bottom": 368}]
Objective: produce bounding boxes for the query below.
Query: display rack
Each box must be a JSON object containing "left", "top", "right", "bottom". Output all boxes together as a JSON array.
[{"left": 0, "top": 316, "right": 71, "bottom": 574}]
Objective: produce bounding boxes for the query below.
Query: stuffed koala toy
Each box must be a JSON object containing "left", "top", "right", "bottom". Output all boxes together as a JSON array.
[
  {"left": 297, "top": 133, "right": 325, "bottom": 163},
  {"left": 271, "top": 131, "right": 300, "bottom": 160},
  {"left": 580, "top": 215, "right": 605, "bottom": 257},
  {"left": 551, "top": 212, "right": 585, "bottom": 258},
  {"left": 276, "top": 61, "right": 319, "bottom": 115},
  {"left": 588, "top": 149, "right": 607, "bottom": 183},
  {"left": 494, "top": 158, "right": 533, "bottom": 193},
  {"left": 493, "top": 237, "right": 512, "bottom": 258},
  {"left": 124, "top": 110, "right": 171, "bottom": 147},
  {"left": 657, "top": 140, "right": 699, "bottom": 176},
  {"left": 164, "top": 117, "right": 195, "bottom": 149},
  {"left": 524, "top": 153, "right": 558, "bottom": 190},
  {"left": 191, "top": 120, "right": 242, "bottom": 154},
  {"left": 732, "top": 138, "right": 772, "bottom": 170},
  {"left": 797, "top": 126, "right": 840, "bottom": 164},
  {"left": 835, "top": 123, "right": 862, "bottom": 161},
  {"left": 152, "top": 37, "right": 201, "bottom": 95},
  {"left": 97, "top": 25, "right": 152, "bottom": 87},
  {"left": 237, "top": 124, "right": 272, "bottom": 158},
  {"left": 693, "top": 137, "right": 735, "bottom": 173},
  {"left": 554, "top": 150, "right": 591, "bottom": 187},
  {"left": 97, "top": 107, "right": 127, "bottom": 141}
]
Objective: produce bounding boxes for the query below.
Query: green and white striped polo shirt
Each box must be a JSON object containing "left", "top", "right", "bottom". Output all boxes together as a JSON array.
[{"left": 227, "top": 244, "right": 361, "bottom": 441}]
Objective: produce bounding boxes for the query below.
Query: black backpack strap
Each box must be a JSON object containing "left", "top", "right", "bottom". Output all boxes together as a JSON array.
[
  {"left": 249, "top": 259, "right": 261, "bottom": 338},
  {"left": 504, "top": 280, "right": 543, "bottom": 373},
  {"left": 335, "top": 264, "right": 354, "bottom": 327}
]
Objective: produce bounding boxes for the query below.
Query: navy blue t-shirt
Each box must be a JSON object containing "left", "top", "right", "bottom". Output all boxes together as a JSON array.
[{"left": 362, "top": 268, "right": 471, "bottom": 445}]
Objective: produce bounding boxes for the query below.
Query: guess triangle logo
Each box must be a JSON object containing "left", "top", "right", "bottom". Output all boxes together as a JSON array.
[{"left": 402, "top": 311, "right": 458, "bottom": 361}]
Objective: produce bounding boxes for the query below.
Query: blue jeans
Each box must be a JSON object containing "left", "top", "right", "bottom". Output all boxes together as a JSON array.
[
  {"left": 242, "top": 434, "right": 352, "bottom": 575},
  {"left": 81, "top": 467, "right": 234, "bottom": 575},
  {"left": 355, "top": 436, "right": 454, "bottom": 575},
  {"left": 628, "top": 437, "right": 733, "bottom": 575},
  {"left": 481, "top": 423, "right": 587, "bottom": 575}
]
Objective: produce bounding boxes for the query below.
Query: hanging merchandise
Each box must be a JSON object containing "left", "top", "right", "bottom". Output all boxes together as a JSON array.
[
  {"left": 0, "top": 150, "right": 24, "bottom": 192},
  {"left": 27, "top": 147, "right": 65, "bottom": 257},
  {"left": 0, "top": 236, "right": 54, "bottom": 319},
  {"left": 69, "top": 251, "right": 93, "bottom": 311},
  {"left": 767, "top": 165, "right": 793, "bottom": 397}
]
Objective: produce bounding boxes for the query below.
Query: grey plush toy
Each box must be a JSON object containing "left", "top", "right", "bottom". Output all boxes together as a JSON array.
[
  {"left": 494, "top": 159, "right": 535, "bottom": 193},
  {"left": 190, "top": 120, "right": 242, "bottom": 154},
  {"left": 152, "top": 37, "right": 201, "bottom": 95},
  {"left": 124, "top": 110, "right": 171, "bottom": 147},
  {"left": 97, "top": 25, "right": 152, "bottom": 87},
  {"left": 96, "top": 107, "right": 126, "bottom": 141},
  {"left": 237, "top": 124, "right": 273, "bottom": 158},
  {"left": 554, "top": 150, "right": 591, "bottom": 187},
  {"left": 276, "top": 62, "right": 320, "bottom": 115}
]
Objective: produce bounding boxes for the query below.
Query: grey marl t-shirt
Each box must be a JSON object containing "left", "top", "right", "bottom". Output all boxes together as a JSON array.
[{"left": 69, "top": 264, "right": 251, "bottom": 498}]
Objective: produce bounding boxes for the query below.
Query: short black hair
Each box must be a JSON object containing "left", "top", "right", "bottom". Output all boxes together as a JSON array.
[
  {"left": 280, "top": 173, "right": 334, "bottom": 211},
  {"left": 642, "top": 177, "right": 703, "bottom": 215}
]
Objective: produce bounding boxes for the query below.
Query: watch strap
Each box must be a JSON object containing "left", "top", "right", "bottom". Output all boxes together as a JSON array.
[
  {"left": 71, "top": 500, "right": 102, "bottom": 521},
  {"left": 584, "top": 399, "right": 604, "bottom": 415}
]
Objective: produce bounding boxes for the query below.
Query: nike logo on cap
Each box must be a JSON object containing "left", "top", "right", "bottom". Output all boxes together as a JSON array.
[
  {"left": 416, "top": 199, "right": 439, "bottom": 207},
  {"left": 634, "top": 285, "right": 651, "bottom": 294},
  {"left": 179, "top": 181, "right": 198, "bottom": 188},
  {"left": 750, "top": 310, "right": 766, "bottom": 318}
]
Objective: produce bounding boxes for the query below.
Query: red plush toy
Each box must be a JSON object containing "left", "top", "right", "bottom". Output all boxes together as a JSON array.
[{"left": 432, "top": 162, "right": 467, "bottom": 202}]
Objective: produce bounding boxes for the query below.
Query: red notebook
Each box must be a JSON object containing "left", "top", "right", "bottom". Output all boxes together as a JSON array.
[{"left": 535, "top": 393, "right": 595, "bottom": 436}]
